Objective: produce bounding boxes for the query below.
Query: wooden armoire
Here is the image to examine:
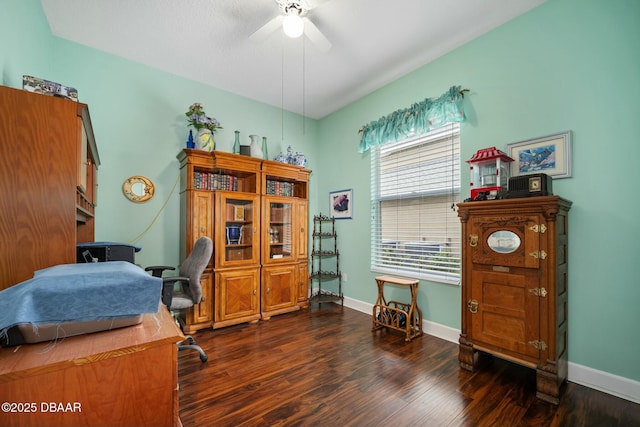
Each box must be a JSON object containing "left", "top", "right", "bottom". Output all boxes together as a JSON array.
[
  {"left": 177, "top": 149, "right": 310, "bottom": 333},
  {"left": 0, "top": 85, "right": 99, "bottom": 291},
  {"left": 457, "top": 196, "right": 571, "bottom": 404}
]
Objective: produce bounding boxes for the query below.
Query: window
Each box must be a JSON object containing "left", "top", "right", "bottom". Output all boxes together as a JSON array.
[{"left": 370, "top": 123, "right": 461, "bottom": 284}]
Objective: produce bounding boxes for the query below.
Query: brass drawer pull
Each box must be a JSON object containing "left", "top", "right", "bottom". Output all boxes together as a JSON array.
[
  {"left": 529, "top": 250, "right": 547, "bottom": 259},
  {"left": 529, "top": 287, "right": 548, "bottom": 297},
  {"left": 468, "top": 299, "right": 479, "bottom": 313}
]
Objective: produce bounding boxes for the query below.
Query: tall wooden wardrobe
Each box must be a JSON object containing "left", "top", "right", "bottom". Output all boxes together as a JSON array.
[
  {"left": 177, "top": 149, "right": 310, "bottom": 333},
  {"left": 0, "top": 85, "right": 99, "bottom": 291}
]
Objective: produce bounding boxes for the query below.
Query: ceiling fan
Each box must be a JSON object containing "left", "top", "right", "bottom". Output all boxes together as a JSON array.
[{"left": 249, "top": 0, "right": 332, "bottom": 53}]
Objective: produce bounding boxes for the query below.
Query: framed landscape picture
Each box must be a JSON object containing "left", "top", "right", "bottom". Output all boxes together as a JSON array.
[
  {"left": 329, "top": 189, "right": 353, "bottom": 219},
  {"left": 506, "top": 131, "right": 572, "bottom": 178}
]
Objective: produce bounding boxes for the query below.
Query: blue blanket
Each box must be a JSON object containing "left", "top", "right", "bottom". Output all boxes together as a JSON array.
[{"left": 0, "top": 261, "right": 161, "bottom": 334}]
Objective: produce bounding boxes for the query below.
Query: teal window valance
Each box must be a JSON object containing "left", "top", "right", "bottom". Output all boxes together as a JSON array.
[{"left": 358, "top": 85, "right": 467, "bottom": 153}]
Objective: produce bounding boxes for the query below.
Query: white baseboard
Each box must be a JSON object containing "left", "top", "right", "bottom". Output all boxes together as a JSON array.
[
  {"left": 340, "top": 296, "right": 640, "bottom": 404},
  {"left": 568, "top": 362, "right": 640, "bottom": 404}
]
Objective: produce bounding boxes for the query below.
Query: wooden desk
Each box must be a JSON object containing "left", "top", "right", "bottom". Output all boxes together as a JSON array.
[
  {"left": 0, "top": 308, "right": 184, "bottom": 427},
  {"left": 372, "top": 275, "right": 423, "bottom": 341}
]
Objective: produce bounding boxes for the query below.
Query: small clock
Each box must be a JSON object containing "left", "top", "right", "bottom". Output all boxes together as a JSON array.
[{"left": 529, "top": 176, "right": 541, "bottom": 192}]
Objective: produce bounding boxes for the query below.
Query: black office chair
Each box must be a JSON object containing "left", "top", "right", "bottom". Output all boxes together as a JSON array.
[{"left": 146, "top": 236, "right": 213, "bottom": 362}]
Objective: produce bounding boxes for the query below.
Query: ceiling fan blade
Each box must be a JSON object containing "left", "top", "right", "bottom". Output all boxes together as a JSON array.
[
  {"left": 303, "top": 17, "right": 331, "bottom": 52},
  {"left": 249, "top": 15, "right": 284, "bottom": 43}
]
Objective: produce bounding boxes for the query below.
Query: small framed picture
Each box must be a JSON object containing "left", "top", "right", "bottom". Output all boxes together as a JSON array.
[
  {"left": 329, "top": 189, "right": 353, "bottom": 219},
  {"left": 506, "top": 131, "right": 572, "bottom": 179},
  {"left": 234, "top": 206, "right": 244, "bottom": 221}
]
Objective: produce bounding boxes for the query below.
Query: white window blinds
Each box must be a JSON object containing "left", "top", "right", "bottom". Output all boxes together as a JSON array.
[{"left": 370, "top": 123, "right": 461, "bottom": 284}]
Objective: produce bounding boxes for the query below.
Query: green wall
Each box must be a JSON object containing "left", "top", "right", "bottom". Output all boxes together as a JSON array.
[
  {"left": 316, "top": 0, "right": 640, "bottom": 384},
  {"left": 2, "top": 0, "right": 639, "bottom": 388},
  {"left": 0, "top": 0, "right": 320, "bottom": 269}
]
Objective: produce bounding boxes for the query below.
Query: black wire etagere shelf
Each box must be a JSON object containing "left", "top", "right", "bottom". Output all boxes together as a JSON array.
[{"left": 309, "top": 214, "right": 343, "bottom": 305}]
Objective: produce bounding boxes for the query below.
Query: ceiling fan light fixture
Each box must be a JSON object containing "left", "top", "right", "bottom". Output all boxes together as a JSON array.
[{"left": 282, "top": 8, "right": 304, "bottom": 38}]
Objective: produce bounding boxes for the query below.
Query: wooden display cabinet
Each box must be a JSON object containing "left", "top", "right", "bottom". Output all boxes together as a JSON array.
[
  {"left": 0, "top": 85, "right": 99, "bottom": 291},
  {"left": 178, "top": 150, "right": 262, "bottom": 332},
  {"left": 457, "top": 196, "right": 571, "bottom": 404},
  {"left": 212, "top": 191, "right": 261, "bottom": 329},
  {"left": 177, "top": 150, "right": 310, "bottom": 331},
  {"left": 261, "top": 161, "right": 311, "bottom": 319}
]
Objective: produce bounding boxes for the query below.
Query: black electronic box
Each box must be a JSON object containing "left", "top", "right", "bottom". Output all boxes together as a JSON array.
[
  {"left": 506, "top": 173, "right": 552, "bottom": 198},
  {"left": 76, "top": 242, "right": 141, "bottom": 263}
]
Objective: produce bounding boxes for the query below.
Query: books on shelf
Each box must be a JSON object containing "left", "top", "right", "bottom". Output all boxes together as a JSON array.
[
  {"left": 193, "top": 171, "right": 239, "bottom": 191},
  {"left": 265, "top": 179, "right": 294, "bottom": 196},
  {"left": 192, "top": 173, "right": 295, "bottom": 196}
]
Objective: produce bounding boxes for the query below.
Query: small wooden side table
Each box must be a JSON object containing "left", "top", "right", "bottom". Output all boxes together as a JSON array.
[{"left": 372, "top": 275, "right": 423, "bottom": 341}]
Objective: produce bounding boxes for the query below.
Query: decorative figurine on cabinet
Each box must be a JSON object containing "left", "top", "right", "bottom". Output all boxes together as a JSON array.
[{"left": 466, "top": 147, "right": 513, "bottom": 201}]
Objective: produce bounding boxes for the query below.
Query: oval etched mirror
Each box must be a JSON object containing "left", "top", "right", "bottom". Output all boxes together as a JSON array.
[
  {"left": 123, "top": 176, "right": 154, "bottom": 203},
  {"left": 487, "top": 230, "right": 521, "bottom": 254}
]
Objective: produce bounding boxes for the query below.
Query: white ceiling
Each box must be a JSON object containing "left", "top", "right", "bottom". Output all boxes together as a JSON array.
[{"left": 41, "top": 0, "right": 545, "bottom": 119}]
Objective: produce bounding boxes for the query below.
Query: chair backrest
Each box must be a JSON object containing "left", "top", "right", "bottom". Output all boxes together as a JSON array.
[{"left": 179, "top": 236, "right": 213, "bottom": 304}]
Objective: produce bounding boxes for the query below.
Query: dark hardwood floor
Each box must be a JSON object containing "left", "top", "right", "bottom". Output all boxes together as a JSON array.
[{"left": 178, "top": 304, "right": 640, "bottom": 427}]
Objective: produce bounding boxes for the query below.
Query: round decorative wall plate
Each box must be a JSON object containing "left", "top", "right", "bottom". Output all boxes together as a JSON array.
[{"left": 122, "top": 175, "right": 155, "bottom": 203}]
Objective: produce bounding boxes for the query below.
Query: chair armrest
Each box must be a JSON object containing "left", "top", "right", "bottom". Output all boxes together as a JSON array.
[
  {"left": 145, "top": 265, "right": 176, "bottom": 277},
  {"left": 160, "top": 276, "right": 190, "bottom": 308}
]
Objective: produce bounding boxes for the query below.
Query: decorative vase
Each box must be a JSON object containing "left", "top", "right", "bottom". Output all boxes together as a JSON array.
[
  {"left": 226, "top": 226, "right": 241, "bottom": 244},
  {"left": 261, "top": 136, "right": 269, "bottom": 160},
  {"left": 195, "top": 128, "right": 215, "bottom": 151},
  {"left": 232, "top": 130, "right": 241, "bottom": 154},
  {"left": 249, "top": 134, "right": 262, "bottom": 158},
  {"left": 285, "top": 145, "right": 294, "bottom": 164},
  {"left": 186, "top": 129, "right": 195, "bottom": 149},
  {"left": 294, "top": 152, "right": 307, "bottom": 167}
]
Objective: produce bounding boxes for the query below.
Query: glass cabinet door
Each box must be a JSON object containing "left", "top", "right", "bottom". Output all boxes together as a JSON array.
[
  {"left": 266, "top": 198, "right": 294, "bottom": 262},
  {"left": 218, "top": 193, "right": 259, "bottom": 267}
]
